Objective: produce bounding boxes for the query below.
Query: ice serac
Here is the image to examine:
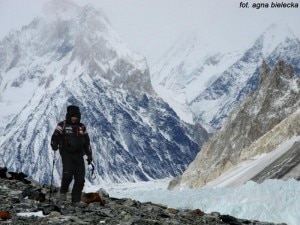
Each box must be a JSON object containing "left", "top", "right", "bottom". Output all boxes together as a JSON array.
[
  {"left": 152, "top": 24, "right": 300, "bottom": 129},
  {"left": 169, "top": 61, "right": 300, "bottom": 189},
  {"left": 0, "top": 0, "right": 207, "bottom": 184}
]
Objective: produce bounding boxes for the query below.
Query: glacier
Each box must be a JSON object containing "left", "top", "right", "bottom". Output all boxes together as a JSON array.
[
  {"left": 102, "top": 179, "right": 299, "bottom": 225},
  {"left": 91, "top": 138, "right": 300, "bottom": 225}
]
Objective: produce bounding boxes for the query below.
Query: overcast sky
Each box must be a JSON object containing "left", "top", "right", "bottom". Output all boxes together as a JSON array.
[{"left": 0, "top": 0, "right": 300, "bottom": 65}]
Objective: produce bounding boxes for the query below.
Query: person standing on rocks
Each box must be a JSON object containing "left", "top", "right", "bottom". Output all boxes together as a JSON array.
[{"left": 50, "top": 105, "right": 93, "bottom": 207}]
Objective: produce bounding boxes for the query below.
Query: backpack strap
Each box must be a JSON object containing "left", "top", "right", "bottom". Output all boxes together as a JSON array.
[{"left": 62, "top": 120, "right": 66, "bottom": 134}]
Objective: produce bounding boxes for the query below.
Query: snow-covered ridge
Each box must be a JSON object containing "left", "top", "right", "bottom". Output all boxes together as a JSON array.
[{"left": 151, "top": 24, "right": 300, "bottom": 129}]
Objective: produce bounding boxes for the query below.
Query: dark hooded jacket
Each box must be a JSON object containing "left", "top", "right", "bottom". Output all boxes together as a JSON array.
[{"left": 51, "top": 105, "right": 92, "bottom": 158}]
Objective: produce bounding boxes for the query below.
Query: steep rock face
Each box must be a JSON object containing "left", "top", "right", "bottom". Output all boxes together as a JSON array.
[
  {"left": 0, "top": 0, "right": 206, "bottom": 185},
  {"left": 1, "top": 78, "right": 201, "bottom": 184},
  {"left": 251, "top": 138, "right": 300, "bottom": 183},
  {"left": 171, "top": 61, "right": 300, "bottom": 188}
]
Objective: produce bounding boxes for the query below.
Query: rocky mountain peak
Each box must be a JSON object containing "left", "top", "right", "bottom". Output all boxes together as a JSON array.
[
  {"left": 169, "top": 60, "right": 300, "bottom": 189},
  {"left": 0, "top": 1, "right": 154, "bottom": 97},
  {"left": 0, "top": 1, "right": 203, "bottom": 185}
]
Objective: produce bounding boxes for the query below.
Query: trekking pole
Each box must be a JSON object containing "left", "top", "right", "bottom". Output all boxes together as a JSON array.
[{"left": 49, "top": 151, "right": 56, "bottom": 204}]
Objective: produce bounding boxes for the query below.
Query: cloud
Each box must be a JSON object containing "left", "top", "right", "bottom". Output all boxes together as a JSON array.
[{"left": 0, "top": 0, "right": 299, "bottom": 65}]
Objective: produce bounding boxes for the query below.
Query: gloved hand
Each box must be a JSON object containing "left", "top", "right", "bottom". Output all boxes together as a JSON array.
[
  {"left": 51, "top": 142, "right": 58, "bottom": 151},
  {"left": 87, "top": 155, "right": 93, "bottom": 165}
]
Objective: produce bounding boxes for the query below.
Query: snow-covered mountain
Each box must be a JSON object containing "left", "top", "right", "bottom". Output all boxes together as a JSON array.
[
  {"left": 0, "top": 0, "right": 208, "bottom": 185},
  {"left": 169, "top": 61, "right": 300, "bottom": 189},
  {"left": 152, "top": 24, "right": 300, "bottom": 130}
]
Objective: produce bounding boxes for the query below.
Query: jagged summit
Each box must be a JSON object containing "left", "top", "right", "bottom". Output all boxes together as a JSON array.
[
  {"left": 0, "top": 1, "right": 155, "bottom": 125},
  {"left": 0, "top": 0, "right": 153, "bottom": 96}
]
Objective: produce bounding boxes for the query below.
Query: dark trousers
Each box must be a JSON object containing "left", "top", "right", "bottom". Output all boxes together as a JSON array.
[{"left": 60, "top": 151, "right": 85, "bottom": 202}]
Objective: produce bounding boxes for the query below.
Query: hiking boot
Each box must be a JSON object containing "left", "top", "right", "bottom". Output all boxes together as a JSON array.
[
  {"left": 57, "top": 193, "right": 67, "bottom": 201},
  {"left": 71, "top": 201, "right": 87, "bottom": 208}
]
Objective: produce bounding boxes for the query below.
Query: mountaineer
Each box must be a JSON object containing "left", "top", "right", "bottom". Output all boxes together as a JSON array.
[{"left": 51, "top": 105, "right": 93, "bottom": 207}]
